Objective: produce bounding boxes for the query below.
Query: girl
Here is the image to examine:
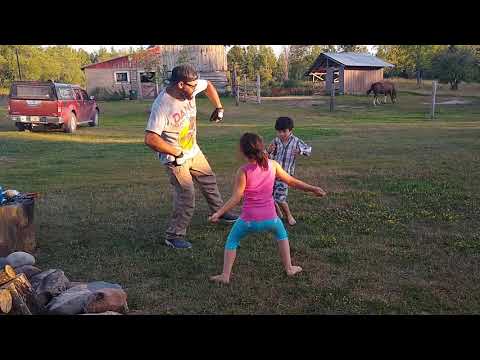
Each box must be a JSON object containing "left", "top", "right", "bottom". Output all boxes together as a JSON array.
[{"left": 209, "top": 133, "right": 326, "bottom": 284}]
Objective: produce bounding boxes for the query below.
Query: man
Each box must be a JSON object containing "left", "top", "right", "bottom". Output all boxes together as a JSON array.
[{"left": 145, "top": 64, "right": 237, "bottom": 249}]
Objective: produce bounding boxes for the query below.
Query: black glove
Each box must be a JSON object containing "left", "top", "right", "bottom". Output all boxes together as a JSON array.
[
  {"left": 210, "top": 107, "right": 224, "bottom": 123},
  {"left": 172, "top": 151, "right": 185, "bottom": 166}
]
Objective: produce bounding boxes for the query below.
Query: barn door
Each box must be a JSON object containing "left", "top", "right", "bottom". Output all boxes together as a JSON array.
[{"left": 139, "top": 71, "right": 157, "bottom": 99}]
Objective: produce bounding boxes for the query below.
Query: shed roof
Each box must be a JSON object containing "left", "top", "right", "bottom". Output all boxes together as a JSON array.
[{"left": 306, "top": 52, "right": 394, "bottom": 75}]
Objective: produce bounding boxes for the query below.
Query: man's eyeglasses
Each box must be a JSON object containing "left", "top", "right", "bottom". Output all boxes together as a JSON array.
[{"left": 183, "top": 81, "right": 197, "bottom": 91}]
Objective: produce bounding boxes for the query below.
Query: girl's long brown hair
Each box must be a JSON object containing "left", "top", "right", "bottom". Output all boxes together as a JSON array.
[{"left": 240, "top": 133, "right": 269, "bottom": 170}]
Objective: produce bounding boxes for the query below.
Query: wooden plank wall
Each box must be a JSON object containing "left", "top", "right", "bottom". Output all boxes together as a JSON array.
[{"left": 344, "top": 68, "right": 383, "bottom": 95}]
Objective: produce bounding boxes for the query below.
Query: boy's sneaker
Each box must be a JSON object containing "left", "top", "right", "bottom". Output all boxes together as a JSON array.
[
  {"left": 165, "top": 238, "right": 192, "bottom": 249},
  {"left": 220, "top": 213, "right": 238, "bottom": 223}
]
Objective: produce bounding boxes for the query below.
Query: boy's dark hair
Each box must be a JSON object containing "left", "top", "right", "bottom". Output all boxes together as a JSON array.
[
  {"left": 240, "top": 133, "right": 269, "bottom": 170},
  {"left": 275, "top": 117, "right": 294, "bottom": 131},
  {"left": 169, "top": 64, "right": 198, "bottom": 84}
]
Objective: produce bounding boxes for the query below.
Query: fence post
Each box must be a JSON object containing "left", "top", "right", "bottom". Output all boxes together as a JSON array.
[
  {"left": 256, "top": 74, "right": 261, "bottom": 104},
  {"left": 232, "top": 68, "right": 239, "bottom": 106},
  {"left": 329, "top": 71, "right": 335, "bottom": 112},
  {"left": 243, "top": 75, "right": 247, "bottom": 102},
  {"left": 431, "top": 80, "right": 437, "bottom": 120}
]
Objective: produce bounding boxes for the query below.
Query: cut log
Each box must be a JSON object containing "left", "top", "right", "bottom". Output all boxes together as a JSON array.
[
  {"left": 0, "top": 198, "right": 36, "bottom": 256},
  {"left": 0, "top": 265, "right": 16, "bottom": 286},
  {"left": 0, "top": 289, "right": 12, "bottom": 313},
  {"left": 0, "top": 273, "right": 44, "bottom": 315},
  {"left": 2, "top": 281, "right": 31, "bottom": 314}
]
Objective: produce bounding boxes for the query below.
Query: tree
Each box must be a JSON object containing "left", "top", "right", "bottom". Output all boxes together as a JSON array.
[
  {"left": 227, "top": 45, "right": 245, "bottom": 70},
  {"left": 287, "top": 45, "right": 335, "bottom": 80},
  {"left": 375, "top": 45, "right": 446, "bottom": 79},
  {"left": 274, "top": 49, "right": 288, "bottom": 82},
  {"left": 337, "top": 45, "right": 368, "bottom": 53},
  {"left": 432, "top": 46, "right": 477, "bottom": 90}
]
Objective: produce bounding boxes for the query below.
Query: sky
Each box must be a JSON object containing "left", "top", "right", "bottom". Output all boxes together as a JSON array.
[{"left": 70, "top": 45, "right": 375, "bottom": 57}]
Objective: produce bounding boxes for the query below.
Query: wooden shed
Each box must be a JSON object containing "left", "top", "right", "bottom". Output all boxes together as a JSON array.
[
  {"left": 306, "top": 52, "right": 394, "bottom": 95},
  {"left": 81, "top": 45, "right": 228, "bottom": 99}
]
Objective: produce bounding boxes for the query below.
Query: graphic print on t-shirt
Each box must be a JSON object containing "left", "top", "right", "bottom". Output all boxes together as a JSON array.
[{"left": 170, "top": 100, "right": 196, "bottom": 152}]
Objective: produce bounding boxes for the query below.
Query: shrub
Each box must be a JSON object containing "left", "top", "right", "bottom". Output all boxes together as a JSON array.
[{"left": 91, "top": 86, "right": 129, "bottom": 101}]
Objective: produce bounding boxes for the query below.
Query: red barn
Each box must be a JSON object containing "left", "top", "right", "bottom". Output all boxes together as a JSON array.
[{"left": 81, "top": 45, "right": 228, "bottom": 99}]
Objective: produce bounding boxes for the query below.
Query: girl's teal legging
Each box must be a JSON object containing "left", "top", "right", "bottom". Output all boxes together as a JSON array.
[{"left": 225, "top": 217, "right": 288, "bottom": 250}]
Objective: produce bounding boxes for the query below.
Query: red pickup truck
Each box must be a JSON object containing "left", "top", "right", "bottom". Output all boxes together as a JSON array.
[{"left": 8, "top": 80, "right": 100, "bottom": 133}]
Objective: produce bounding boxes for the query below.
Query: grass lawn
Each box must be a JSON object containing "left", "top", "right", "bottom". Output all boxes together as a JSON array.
[{"left": 1, "top": 85, "right": 480, "bottom": 314}]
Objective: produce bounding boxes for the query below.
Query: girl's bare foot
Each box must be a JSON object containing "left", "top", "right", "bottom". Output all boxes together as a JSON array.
[
  {"left": 210, "top": 274, "right": 230, "bottom": 284},
  {"left": 286, "top": 266, "right": 302, "bottom": 276},
  {"left": 287, "top": 217, "right": 297, "bottom": 226}
]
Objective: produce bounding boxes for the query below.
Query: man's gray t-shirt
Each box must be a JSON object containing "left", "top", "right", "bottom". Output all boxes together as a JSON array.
[{"left": 145, "top": 79, "right": 208, "bottom": 164}]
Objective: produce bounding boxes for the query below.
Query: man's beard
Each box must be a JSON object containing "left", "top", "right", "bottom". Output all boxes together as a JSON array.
[{"left": 182, "top": 90, "right": 193, "bottom": 100}]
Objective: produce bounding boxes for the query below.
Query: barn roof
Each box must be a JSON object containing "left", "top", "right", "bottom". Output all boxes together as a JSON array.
[
  {"left": 81, "top": 46, "right": 161, "bottom": 70},
  {"left": 306, "top": 52, "right": 394, "bottom": 75}
]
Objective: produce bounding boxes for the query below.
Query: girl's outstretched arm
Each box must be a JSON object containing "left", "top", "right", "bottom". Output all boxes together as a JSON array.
[
  {"left": 272, "top": 160, "right": 326, "bottom": 197},
  {"left": 209, "top": 168, "right": 246, "bottom": 222}
]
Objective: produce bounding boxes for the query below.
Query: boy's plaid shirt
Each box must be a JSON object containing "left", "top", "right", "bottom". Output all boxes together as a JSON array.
[{"left": 268, "top": 135, "right": 312, "bottom": 175}]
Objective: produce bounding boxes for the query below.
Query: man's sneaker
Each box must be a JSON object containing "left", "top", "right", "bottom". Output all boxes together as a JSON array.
[
  {"left": 220, "top": 213, "right": 238, "bottom": 223},
  {"left": 165, "top": 238, "right": 192, "bottom": 249}
]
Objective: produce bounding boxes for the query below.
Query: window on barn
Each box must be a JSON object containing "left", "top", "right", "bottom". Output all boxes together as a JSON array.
[
  {"left": 140, "top": 72, "right": 156, "bottom": 83},
  {"left": 115, "top": 71, "right": 130, "bottom": 83}
]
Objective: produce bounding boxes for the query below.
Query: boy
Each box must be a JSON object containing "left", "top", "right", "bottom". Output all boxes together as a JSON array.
[{"left": 267, "top": 117, "right": 312, "bottom": 226}]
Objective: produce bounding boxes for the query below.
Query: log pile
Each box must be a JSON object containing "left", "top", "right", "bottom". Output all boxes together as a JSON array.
[
  {"left": 0, "top": 265, "right": 44, "bottom": 315},
  {"left": 0, "top": 252, "right": 128, "bottom": 315}
]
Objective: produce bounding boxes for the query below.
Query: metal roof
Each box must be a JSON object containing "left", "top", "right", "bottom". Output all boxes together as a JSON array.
[{"left": 322, "top": 52, "right": 394, "bottom": 67}]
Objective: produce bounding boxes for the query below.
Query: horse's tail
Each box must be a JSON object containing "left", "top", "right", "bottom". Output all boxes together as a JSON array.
[{"left": 391, "top": 85, "right": 397, "bottom": 98}]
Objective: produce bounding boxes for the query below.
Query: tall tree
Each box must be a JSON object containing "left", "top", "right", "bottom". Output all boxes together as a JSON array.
[
  {"left": 432, "top": 46, "right": 477, "bottom": 90},
  {"left": 337, "top": 45, "right": 368, "bottom": 53}
]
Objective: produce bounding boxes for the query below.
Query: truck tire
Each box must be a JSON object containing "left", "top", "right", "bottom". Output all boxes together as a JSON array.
[
  {"left": 64, "top": 112, "right": 77, "bottom": 133},
  {"left": 88, "top": 109, "right": 99, "bottom": 127},
  {"left": 15, "top": 122, "right": 26, "bottom": 131}
]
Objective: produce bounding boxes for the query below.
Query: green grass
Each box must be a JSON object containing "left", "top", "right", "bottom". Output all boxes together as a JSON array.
[{"left": 1, "top": 89, "right": 480, "bottom": 314}]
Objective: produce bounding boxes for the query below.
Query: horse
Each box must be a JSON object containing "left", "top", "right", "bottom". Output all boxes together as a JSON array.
[{"left": 366, "top": 81, "right": 397, "bottom": 106}]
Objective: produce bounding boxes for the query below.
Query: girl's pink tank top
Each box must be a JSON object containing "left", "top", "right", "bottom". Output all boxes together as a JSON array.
[{"left": 241, "top": 159, "right": 277, "bottom": 222}]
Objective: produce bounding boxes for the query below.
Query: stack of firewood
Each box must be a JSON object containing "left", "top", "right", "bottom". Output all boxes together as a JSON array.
[{"left": 0, "top": 265, "right": 43, "bottom": 315}]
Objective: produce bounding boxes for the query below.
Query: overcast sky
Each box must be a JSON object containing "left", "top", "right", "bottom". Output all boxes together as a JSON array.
[{"left": 70, "top": 45, "right": 375, "bottom": 57}]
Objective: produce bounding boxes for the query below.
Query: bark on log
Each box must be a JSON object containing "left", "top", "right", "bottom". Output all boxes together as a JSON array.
[{"left": 0, "top": 198, "right": 36, "bottom": 256}]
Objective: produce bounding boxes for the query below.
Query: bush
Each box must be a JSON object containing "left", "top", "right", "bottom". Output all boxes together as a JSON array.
[{"left": 91, "top": 87, "right": 129, "bottom": 101}]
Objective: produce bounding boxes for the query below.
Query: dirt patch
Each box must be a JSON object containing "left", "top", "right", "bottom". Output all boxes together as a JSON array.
[
  {"left": 422, "top": 98, "right": 472, "bottom": 105},
  {"left": 262, "top": 96, "right": 326, "bottom": 108},
  {"left": 0, "top": 156, "right": 15, "bottom": 164},
  {"left": 337, "top": 105, "right": 366, "bottom": 109}
]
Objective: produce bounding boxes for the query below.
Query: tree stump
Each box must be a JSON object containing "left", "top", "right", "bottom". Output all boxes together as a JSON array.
[
  {"left": 0, "top": 198, "right": 36, "bottom": 256},
  {"left": 0, "top": 273, "right": 44, "bottom": 315}
]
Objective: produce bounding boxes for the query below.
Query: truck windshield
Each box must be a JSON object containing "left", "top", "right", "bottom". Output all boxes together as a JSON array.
[{"left": 10, "top": 84, "right": 56, "bottom": 100}]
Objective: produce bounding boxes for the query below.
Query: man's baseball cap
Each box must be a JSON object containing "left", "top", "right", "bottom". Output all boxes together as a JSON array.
[{"left": 169, "top": 64, "right": 198, "bottom": 83}]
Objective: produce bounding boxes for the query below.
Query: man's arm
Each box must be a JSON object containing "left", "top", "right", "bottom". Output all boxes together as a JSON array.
[
  {"left": 204, "top": 80, "right": 223, "bottom": 109},
  {"left": 144, "top": 131, "right": 181, "bottom": 157}
]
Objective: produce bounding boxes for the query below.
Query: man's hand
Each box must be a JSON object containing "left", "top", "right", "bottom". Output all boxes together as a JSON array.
[
  {"left": 208, "top": 212, "right": 221, "bottom": 223},
  {"left": 294, "top": 148, "right": 301, "bottom": 156},
  {"left": 313, "top": 187, "right": 327, "bottom": 197},
  {"left": 210, "top": 108, "right": 224, "bottom": 123},
  {"left": 172, "top": 151, "right": 186, "bottom": 166}
]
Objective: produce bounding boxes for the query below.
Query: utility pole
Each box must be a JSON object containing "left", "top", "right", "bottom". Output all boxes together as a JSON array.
[{"left": 15, "top": 47, "right": 22, "bottom": 80}]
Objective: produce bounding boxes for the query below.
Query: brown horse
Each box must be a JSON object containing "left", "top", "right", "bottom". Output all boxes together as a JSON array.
[{"left": 367, "top": 81, "right": 397, "bottom": 106}]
